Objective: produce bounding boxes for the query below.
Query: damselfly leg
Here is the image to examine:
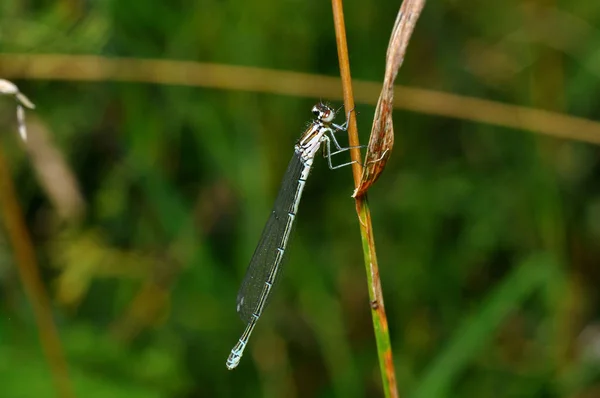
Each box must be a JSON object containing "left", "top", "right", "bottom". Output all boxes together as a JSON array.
[
  {"left": 330, "top": 108, "right": 356, "bottom": 150},
  {"left": 331, "top": 108, "right": 356, "bottom": 132},
  {"left": 321, "top": 135, "right": 364, "bottom": 170},
  {"left": 368, "top": 149, "right": 389, "bottom": 164}
]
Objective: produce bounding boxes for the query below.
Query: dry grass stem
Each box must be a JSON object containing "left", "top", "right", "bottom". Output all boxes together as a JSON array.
[
  {"left": 2, "top": 55, "right": 599, "bottom": 146},
  {"left": 0, "top": 142, "right": 75, "bottom": 398},
  {"left": 331, "top": 1, "right": 400, "bottom": 397}
]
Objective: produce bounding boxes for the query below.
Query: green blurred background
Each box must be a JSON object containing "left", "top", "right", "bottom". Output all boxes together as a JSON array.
[{"left": 1, "top": 0, "right": 600, "bottom": 397}]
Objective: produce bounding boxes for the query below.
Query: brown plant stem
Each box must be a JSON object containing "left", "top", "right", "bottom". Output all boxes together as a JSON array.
[
  {"left": 2, "top": 54, "right": 600, "bottom": 145},
  {"left": 0, "top": 143, "right": 75, "bottom": 398},
  {"left": 331, "top": 1, "right": 399, "bottom": 397}
]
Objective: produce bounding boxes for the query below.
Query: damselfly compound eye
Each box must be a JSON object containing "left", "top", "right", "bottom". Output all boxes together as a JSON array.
[
  {"left": 312, "top": 103, "right": 335, "bottom": 122},
  {"left": 320, "top": 107, "right": 334, "bottom": 122}
]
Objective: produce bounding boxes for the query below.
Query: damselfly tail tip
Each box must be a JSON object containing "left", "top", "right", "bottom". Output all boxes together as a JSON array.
[
  {"left": 226, "top": 352, "right": 241, "bottom": 370},
  {"left": 226, "top": 339, "right": 246, "bottom": 370}
]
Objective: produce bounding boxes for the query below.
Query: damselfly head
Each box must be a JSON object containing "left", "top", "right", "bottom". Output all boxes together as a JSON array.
[{"left": 311, "top": 103, "right": 335, "bottom": 123}]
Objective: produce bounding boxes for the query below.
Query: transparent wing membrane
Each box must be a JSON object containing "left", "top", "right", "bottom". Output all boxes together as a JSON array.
[{"left": 236, "top": 153, "right": 306, "bottom": 323}]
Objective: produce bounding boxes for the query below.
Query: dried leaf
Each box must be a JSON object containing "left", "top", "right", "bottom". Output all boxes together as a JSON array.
[
  {"left": 353, "top": 0, "right": 426, "bottom": 197},
  {"left": 25, "top": 116, "right": 86, "bottom": 220}
]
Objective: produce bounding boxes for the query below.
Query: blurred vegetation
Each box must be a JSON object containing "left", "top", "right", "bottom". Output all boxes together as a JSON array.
[{"left": 1, "top": 0, "right": 600, "bottom": 397}]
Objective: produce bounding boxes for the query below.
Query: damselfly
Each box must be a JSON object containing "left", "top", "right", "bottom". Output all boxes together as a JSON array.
[{"left": 226, "top": 103, "right": 356, "bottom": 370}]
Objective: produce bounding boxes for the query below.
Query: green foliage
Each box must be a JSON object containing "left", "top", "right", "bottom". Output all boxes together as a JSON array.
[{"left": 1, "top": 0, "right": 600, "bottom": 397}]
